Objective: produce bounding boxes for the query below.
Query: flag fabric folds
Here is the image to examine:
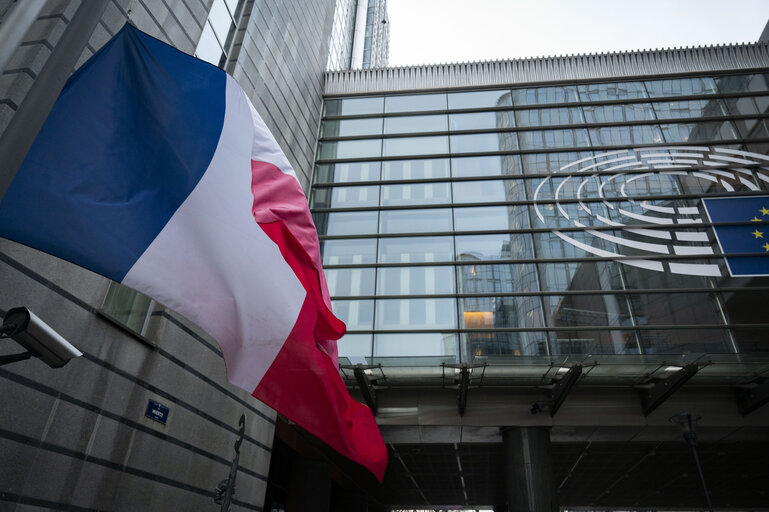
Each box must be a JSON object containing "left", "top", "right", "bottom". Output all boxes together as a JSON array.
[
  {"left": 704, "top": 195, "right": 769, "bottom": 277},
  {"left": 0, "top": 24, "right": 387, "bottom": 480}
]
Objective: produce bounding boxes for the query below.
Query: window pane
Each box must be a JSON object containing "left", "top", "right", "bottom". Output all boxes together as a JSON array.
[
  {"left": 587, "top": 125, "right": 664, "bottom": 145},
  {"left": 582, "top": 104, "right": 655, "bottom": 123},
  {"left": 384, "top": 114, "right": 447, "bottom": 134},
  {"left": 455, "top": 234, "right": 520, "bottom": 260},
  {"left": 377, "top": 266, "right": 456, "bottom": 295},
  {"left": 521, "top": 152, "right": 594, "bottom": 174},
  {"left": 321, "top": 238, "right": 377, "bottom": 265},
  {"left": 452, "top": 155, "right": 522, "bottom": 177},
  {"left": 375, "top": 298, "right": 457, "bottom": 330},
  {"left": 644, "top": 77, "right": 717, "bottom": 97},
  {"left": 380, "top": 208, "right": 453, "bottom": 233},
  {"left": 324, "top": 97, "right": 384, "bottom": 116},
  {"left": 511, "top": 86, "right": 579, "bottom": 105},
  {"left": 450, "top": 132, "right": 518, "bottom": 153},
  {"left": 381, "top": 182, "right": 451, "bottom": 206},
  {"left": 337, "top": 334, "right": 372, "bottom": 361},
  {"left": 448, "top": 90, "right": 513, "bottom": 109},
  {"left": 321, "top": 118, "right": 382, "bottom": 137},
  {"left": 660, "top": 121, "right": 738, "bottom": 143},
  {"left": 332, "top": 301, "right": 374, "bottom": 330},
  {"left": 577, "top": 82, "right": 648, "bottom": 101},
  {"left": 385, "top": 93, "right": 447, "bottom": 113},
  {"left": 452, "top": 180, "right": 508, "bottom": 203},
  {"left": 208, "top": 0, "right": 233, "bottom": 42},
  {"left": 314, "top": 211, "right": 378, "bottom": 235},
  {"left": 454, "top": 206, "right": 530, "bottom": 231},
  {"left": 314, "top": 161, "right": 381, "bottom": 183},
  {"left": 196, "top": 22, "right": 223, "bottom": 66},
  {"left": 311, "top": 185, "right": 379, "bottom": 208},
  {"left": 374, "top": 332, "right": 458, "bottom": 358},
  {"left": 518, "top": 129, "right": 590, "bottom": 150},
  {"left": 715, "top": 73, "right": 769, "bottom": 94},
  {"left": 460, "top": 296, "right": 543, "bottom": 329},
  {"left": 515, "top": 107, "right": 585, "bottom": 127},
  {"left": 381, "top": 158, "right": 450, "bottom": 180},
  {"left": 378, "top": 236, "right": 454, "bottom": 263},
  {"left": 449, "top": 111, "right": 515, "bottom": 131},
  {"left": 325, "top": 267, "right": 375, "bottom": 296},
  {"left": 383, "top": 136, "right": 449, "bottom": 156},
  {"left": 653, "top": 99, "right": 728, "bottom": 119},
  {"left": 463, "top": 331, "right": 531, "bottom": 357},
  {"left": 318, "top": 139, "right": 382, "bottom": 159}
]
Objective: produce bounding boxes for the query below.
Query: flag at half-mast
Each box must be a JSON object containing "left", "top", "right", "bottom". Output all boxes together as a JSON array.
[{"left": 0, "top": 23, "right": 387, "bottom": 480}]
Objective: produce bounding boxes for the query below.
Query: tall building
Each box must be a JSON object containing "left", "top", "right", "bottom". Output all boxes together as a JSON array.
[
  {"left": 313, "top": 44, "right": 769, "bottom": 509},
  {"left": 327, "top": 0, "right": 389, "bottom": 71}
]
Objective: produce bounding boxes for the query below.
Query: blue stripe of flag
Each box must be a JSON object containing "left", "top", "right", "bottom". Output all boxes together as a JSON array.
[{"left": 703, "top": 195, "right": 769, "bottom": 276}]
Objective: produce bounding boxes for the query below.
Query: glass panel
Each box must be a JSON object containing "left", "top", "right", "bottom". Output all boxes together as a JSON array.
[
  {"left": 314, "top": 210, "right": 378, "bottom": 236},
  {"left": 378, "top": 236, "right": 454, "bottom": 263},
  {"left": 652, "top": 99, "right": 728, "bottom": 119},
  {"left": 463, "top": 331, "right": 531, "bottom": 357},
  {"left": 637, "top": 328, "right": 733, "bottom": 354},
  {"left": 660, "top": 121, "right": 738, "bottom": 143},
  {"left": 450, "top": 132, "right": 518, "bottom": 153},
  {"left": 196, "top": 22, "right": 223, "bottom": 66},
  {"left": 380, "top": 208, "right": 453, "bottom": 233},
  {"left": 460, "top": 296, "right": 543, "bottom": 328},
  {"left": 538, "top": 261, "right": 625, "bottom": 292},
  {"left": 332, "top": 301, "right": 374, "bottom": 330},
  {"left": 716, "top": 73, "right": 769, "bottom": 94},
  {"left": 337, "top": 334, "right": 372, "bottom": 360},
  {"left": 724, "top": 96, "right": 761, "bottom": 136},
  {"left": 311, "top": 185, "right": 379, "bottom": 208},
  {"left": 374, "top": 332, "right": 458, "bottom": 357},
  {"left": 385, "top": 93, "right": 447, "bottom": 113},
  {"left": 452, "top": 155, "right": 522, "bottom": 177},
  {"left": 321, "top": 238, "right": 377, "bottom": 265},
  {"left": 384, "top": 114, "right": 448, "bottom": 134},
  {"left": 318, "top": 139, "right": 382, "bottom": 159},
  {"left": 521, "top": 152, "right": 594, "bottom": 174},
  {"left": 551, "top": 329, "right": 637, "bottom": 355},
  {"left": 325, "top": 267, "right": 375, "bottom": 296},
  {"left": 511, "top": 86, "right": 580, "bottom": 105},
  {"left": 518, "top": 129, "right": 590, "bottom": 150},
  {"left": 383, "top": 136, "right": 449, "bottom": 156},
  {"left": 324, "top": 97, "right": 384, "bottom": 116},
  {"left": 375, "top": 298, "right": 458, "bottom": 330},
  {"left": 381, "top": 182, "right": 451, "bottom": 206},
  {"left": 449, "top": 111, "right": 515, "bottom": 131},
  {"left": 377, "top": 266, "right": 456, "bottom": 295},
  {"left": 543, "top": 293, "right": 631, "bottom": 328},
  {"left": 515, "top": 107, "right": 585, "bottom": 127},
  {"left": 452, "top": 180, "right": 508, "bottom": 203},
  {"left": 448, "top": 90, "right": 513, "bottom": 109},
  {"left": 208, "top": 0, "right": 233, "bottom": 42},
  {"left": 381, "top": 158, "right": 450, "bottom": 180},
  {"left": 314, "top": 161, "right": 381, "bottom": 183},
  {"left": 587, "top": 125, "right": 664, "bottom": 145},
  {"left": 102, "top": 283, "right": 151, "bottom": 334},
  {"left": 320, "top": 117, "right": 382, "bottom": 137},
  {"left": 453, "top": 205, "right": 531, "bottom": 232},
  {"left": 577, "top": 82, "right": 648, "bottom": 101},
  {"left": 644, "top": 77, "right": 718, "bottom": 97},
  {"left": 455, "top": 234, "right": 521, "bottom": 260},
  {"left": 582, "top": 104, "right": 656, "bottom": 123}
]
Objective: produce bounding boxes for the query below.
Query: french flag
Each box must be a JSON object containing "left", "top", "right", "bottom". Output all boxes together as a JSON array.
[{"left": 0, "top": 24, "right": 387, "bottom": 480}]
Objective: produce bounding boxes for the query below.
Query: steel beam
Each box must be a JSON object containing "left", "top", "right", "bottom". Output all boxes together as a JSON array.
[
  {"left": 737, "top": 379, "right": 769, "bottom": 416},
  {"left": 353, "top": 364, "right": 378, "bottom": 415},
  {"left": 640, "top": 363, "right": 699, "bottom": 416}
]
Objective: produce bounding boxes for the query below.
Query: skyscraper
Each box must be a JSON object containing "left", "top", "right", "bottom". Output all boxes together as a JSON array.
[{"left": 327, "top": 0, "right": 389, "bottom": 71}]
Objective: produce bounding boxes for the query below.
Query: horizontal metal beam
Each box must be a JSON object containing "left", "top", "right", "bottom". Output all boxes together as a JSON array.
[
  {"left": 550, "top": 364, "right": 583, "bottom": 416},
  {"left": 640, "top": 363, "right": 700, "bottom": 416}
]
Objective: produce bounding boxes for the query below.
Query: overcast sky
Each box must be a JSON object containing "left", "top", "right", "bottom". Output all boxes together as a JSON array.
[{"left": 387, "top": 0, "right": 769, "bottom": 67}]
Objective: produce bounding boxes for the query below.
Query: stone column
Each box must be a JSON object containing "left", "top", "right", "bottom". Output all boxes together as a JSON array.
[{"left": 502, "top": 427, "right": 558, "bottom": 512}]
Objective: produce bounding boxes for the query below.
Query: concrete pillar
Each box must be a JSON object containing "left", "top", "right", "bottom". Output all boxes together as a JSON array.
[
  {"left": 286, "top": 455, "right": 331, "bottom": 512},
  {"left": 502, "top": 427, "right": 558, "bottom": 512}
]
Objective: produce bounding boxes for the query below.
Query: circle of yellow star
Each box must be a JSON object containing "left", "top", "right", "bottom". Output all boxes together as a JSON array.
[
  {"left": 753, "top": 229, "right": 764, "bottom": 238},
  {"left": 751, "top": 216, "right": 762, "bottom": 222},
  {"left": 764, "top": 243, "right": 769, "bottom": 252},
  {"left": 761, "top": 207, "right": 769, "bottom": 216}
]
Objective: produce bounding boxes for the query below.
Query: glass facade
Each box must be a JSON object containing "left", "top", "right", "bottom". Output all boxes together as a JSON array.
[{"left": 313, "top": 73, "right": 769, "bottom": 366}]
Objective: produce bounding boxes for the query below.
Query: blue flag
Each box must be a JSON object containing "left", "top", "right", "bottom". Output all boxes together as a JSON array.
[{"left": 704, "top": 195, "right": 769, "bottom": 276}]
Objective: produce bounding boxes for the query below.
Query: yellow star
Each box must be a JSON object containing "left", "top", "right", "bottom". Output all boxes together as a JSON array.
[
  {"left": 764, "top": 243, "right": 769, "bottom": 252},
  {"left": 753, "top": 229, "right": 764, "bottom": 238},
  {"left": 751, "top": 216, "right": 762, "bottom": 222},
  {"left": 761, "top": 207, "right": 769, "bottom": 216}
]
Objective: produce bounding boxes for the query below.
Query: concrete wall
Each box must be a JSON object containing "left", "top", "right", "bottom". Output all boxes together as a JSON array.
[{"left": 0, "top": 0, "right": 336, "bottom": 509}]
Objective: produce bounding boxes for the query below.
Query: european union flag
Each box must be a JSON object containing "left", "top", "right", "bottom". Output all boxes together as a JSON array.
[{"left": 704, "top": 195, "right": 769, "bottom": 276}]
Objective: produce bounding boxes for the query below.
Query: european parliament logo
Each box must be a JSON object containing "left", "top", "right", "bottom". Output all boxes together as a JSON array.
[
  {"left": 533, "top": 147, "right": 769, "bottom": 278},
  {"left": 704, "top": 196, "right": 769, "bottom": 276}
]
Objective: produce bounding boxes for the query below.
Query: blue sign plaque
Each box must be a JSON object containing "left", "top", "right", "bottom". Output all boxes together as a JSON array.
[{"left": 145, "top": 399, "right": 169, "bottom": 424}]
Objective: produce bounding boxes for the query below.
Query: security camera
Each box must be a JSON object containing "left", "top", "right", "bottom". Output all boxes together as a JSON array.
[{"left": 1, "top": 307, "right": 82, "bottom": 368}]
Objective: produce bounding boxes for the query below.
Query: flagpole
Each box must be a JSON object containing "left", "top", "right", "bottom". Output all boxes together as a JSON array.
[
  {"left": 0, "top": 0, "right": 46, "bottom": 76},
  {"left": 0, "top": 0, "right": 108, "bottom": 203}
]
